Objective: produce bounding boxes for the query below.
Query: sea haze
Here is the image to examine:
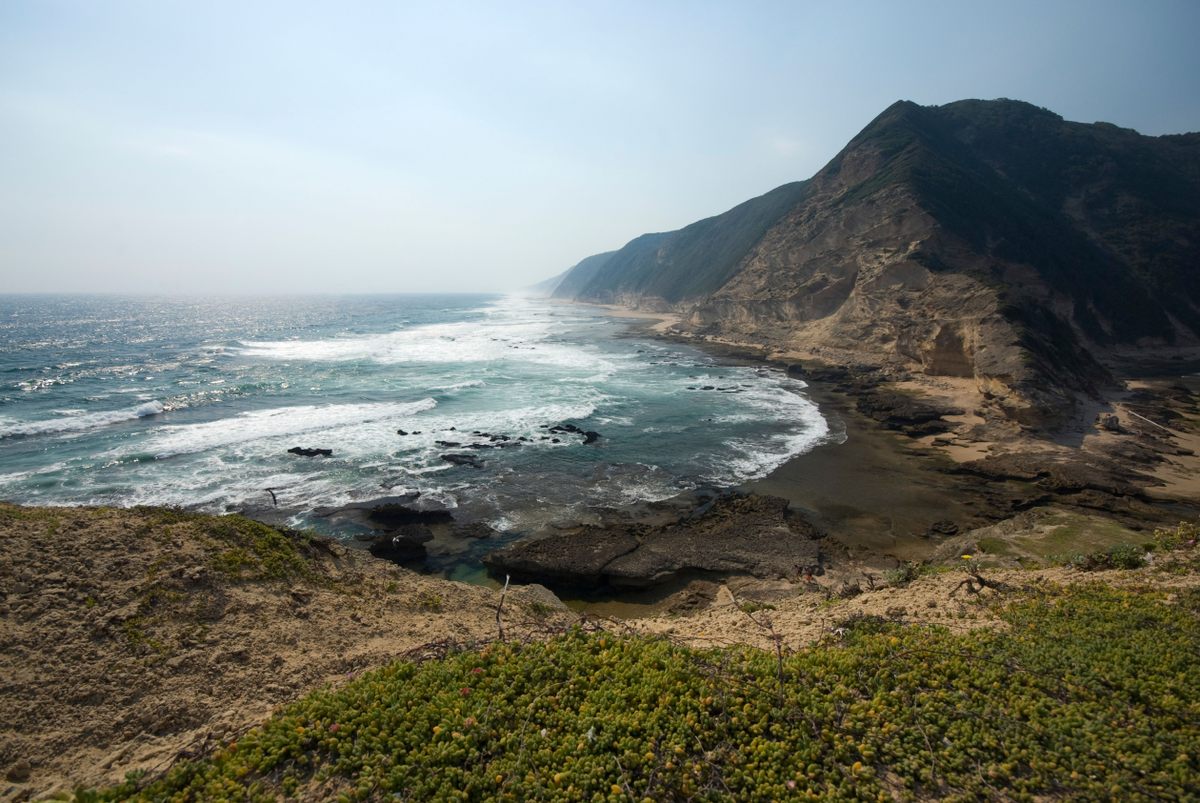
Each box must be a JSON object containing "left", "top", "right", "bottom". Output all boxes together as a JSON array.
[{"left": 0, "top": 294, "right": 830, "bottom": 540}]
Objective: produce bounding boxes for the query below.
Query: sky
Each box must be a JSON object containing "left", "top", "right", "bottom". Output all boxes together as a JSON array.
[{"left": 2, "top": 1, "right": 1199, "bottom": 294}]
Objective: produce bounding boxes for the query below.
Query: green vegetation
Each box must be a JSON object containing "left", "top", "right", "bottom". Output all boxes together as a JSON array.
[
  {"left": 198, "top": 515, "right": 316, "bottom": 583},
  {"left": 1068, "top": 542, "right": 1147, "bottom": 571},
  {"left": 1039, "top": 521, "right": 1199, "bottom": 573},
  {"left": 972, "top": 509, "right": 1144, "bottom": 568},
  {"left": 882, "top": 561, "right": 925, "bottom": 587},
  {"left": 85, "top": 582, "right": 1200, "bottom": 801},
  {"left": 416, "top": 591, "right": 445, "bottom": 612},
  {"left": 1153, "top": 520, "right": 1200, "bottom": 551}
]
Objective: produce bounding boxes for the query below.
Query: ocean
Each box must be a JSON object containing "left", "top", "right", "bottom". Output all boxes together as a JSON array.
[{"left": 0, "top": 293, "right": 831, "bottom": 565}]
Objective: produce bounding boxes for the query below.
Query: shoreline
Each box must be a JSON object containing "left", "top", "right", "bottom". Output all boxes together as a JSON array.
[
  {"left": 271, "top": 298, "right": 1197, "bottom": 614},
  {"left": 602, "top": 303, "right": 1200, "bottom": 562},
  {"left": 611, "top": 313, "right": 994, "bottom": 561}
]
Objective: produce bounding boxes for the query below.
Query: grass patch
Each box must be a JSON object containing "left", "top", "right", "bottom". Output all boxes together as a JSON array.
[
  {"left": 85, "top": 583, "right": 1200, "bottom": 801},
  {"left": 975, "top": 536, "right": 1016, "bottom": 557},
  {"left": 737, "top": 600, "right": 776, "bottom": 614},
  {"left": 202, "top": 516, "right": 315, "bottom": 583},
  {"left": 415, "top": 591, "right": 444, "bottom": 612},
  {"left": 970, "top": 509, "right": 1145, "bottom": 568}
]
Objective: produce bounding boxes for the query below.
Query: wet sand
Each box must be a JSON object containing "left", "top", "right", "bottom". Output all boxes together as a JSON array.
[{"left": 742, "top": 383, "right": 985, "bottom": 565}]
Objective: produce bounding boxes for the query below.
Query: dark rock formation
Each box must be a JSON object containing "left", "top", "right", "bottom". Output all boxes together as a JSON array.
[
  {"left": 311, "top": 494, "right": 455, "bottom": 565},
  {"left": 489, "top": 529, "right": 639, "bottom": 584},
  {"left": 856, "top": 391, "right": 965, "bottom": 437},
  {"left": 313, "top": 495, "right": 454, "bottom": 528},
  {"left": 926, "top": 519, "right": 960, "bottom": 538},
  {"left": 442, "top": 453, "right": 483, "bottom": 469},
  {"left": 484, "top": 494, "right": 824, "bottom": 589},
  {"left": 363, "top": 524, "right": 435, "bottom": 563},
  {"left": 287, "top": 447, "right": 332, "bottom": 457},
  {"left": 946, "top": 454, "right": 1152, "bottom": 498}
]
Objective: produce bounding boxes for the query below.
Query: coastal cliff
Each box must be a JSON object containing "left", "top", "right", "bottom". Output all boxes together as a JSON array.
[{"left": 550, "top": 99, "right": 1200, "bottom": 426}]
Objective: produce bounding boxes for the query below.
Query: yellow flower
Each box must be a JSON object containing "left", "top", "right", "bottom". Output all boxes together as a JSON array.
[{"left": 961, "top": 554, "right": 973, "bottom": 560}]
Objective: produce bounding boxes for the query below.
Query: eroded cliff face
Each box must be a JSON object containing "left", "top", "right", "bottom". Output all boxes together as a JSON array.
[
  {"left": 680, "top": 157, "right": 1061, "bottom": 423},
  {"left": 551, "top": 99, "right": 1200, "bottom": 427}
]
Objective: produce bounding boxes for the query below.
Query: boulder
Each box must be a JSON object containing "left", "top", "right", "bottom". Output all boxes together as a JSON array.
[
  {"left": 287, "top": 447, "right": 332, "bottom": 457},
  {"left": 442, "top": 453, "right": 484, "bottom": 469},
  {"left": 365, "top": 524, "right": 435, "bottom": 563}
]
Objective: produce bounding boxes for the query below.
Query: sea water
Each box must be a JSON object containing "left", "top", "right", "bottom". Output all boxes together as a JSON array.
[{"left": 0, "top": 294, "right": 829, "bottom": 549}]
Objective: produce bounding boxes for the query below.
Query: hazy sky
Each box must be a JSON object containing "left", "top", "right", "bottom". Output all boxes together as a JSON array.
[{"left": 2, "top": 1, "right": 1198, "bottom": 294}]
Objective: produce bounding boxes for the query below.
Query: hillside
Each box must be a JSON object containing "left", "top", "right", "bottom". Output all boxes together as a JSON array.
[
  {"left": 6, "top": 507, "right": 1200, "bottom": 800},
  {"left": 551, "top": 181, "right": 811, "bottom": 308},
  {"left": 0, "top": 504, "right": 572, "bottom": 800},
  {"left": 550, "top": 99, "right": 1200, "bottom": 425},
  {"left": 83, "top": 528, "right": 1200, "bottom": 801}
]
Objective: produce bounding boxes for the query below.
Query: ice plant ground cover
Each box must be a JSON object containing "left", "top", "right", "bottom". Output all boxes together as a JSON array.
[{"left": 82, "top": 576, "right": 1200, "bottom": 801}]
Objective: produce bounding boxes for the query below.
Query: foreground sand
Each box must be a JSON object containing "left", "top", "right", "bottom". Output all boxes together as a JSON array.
[
  {"left": 630, "top": 562, "right": 1200, "bottom": 652},
  {"left": 0, "top": 505, "right": 572, "bottom": 800}
]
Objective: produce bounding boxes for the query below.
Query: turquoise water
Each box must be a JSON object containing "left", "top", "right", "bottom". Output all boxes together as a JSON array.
[{"left": 0, "top": 293, "right": 829, "bottom": 543}]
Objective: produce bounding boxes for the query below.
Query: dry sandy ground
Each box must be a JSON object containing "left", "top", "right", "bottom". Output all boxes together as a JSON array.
[
  {"left": 627, "top": 563, "right": 1198, "bottom": 653},
  {"left": 0, "top": 505, "right": 574, "bottom": 801}
]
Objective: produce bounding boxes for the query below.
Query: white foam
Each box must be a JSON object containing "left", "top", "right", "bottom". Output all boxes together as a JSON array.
[
  {"left": 137, "top": 398, "right": 438, "bottom": 458},
  {"left": 433, "top": 379, "right": 485, "bottom": 392},
  {"left": 0, "top": 400, "right": 166, "bottom": 439},
  {"left": 136, "top": 400, "right": 165, "bottom": 418},
  {"left": 705, "top": 379, "right": 832, "bottom": 482},
  {"left": 237, "top": 297, "right": 618, "bottom": 373}
]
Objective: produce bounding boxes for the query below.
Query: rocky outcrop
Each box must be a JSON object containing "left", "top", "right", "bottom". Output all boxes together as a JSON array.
[
  {"left": 312, "top": 494, "right": 455, "bottom": 564},
  {"left": 442, "top": 453, "right": 484, "bottom": 468},
  {"left": 484, "top": 494, "right": 824, "bottom": 589},
  {"left": 855, "top": 390, "right": 964, "bottom": 437},
  {"left": 363, "top": 525, "right": 435, "bottom": 563},
  {"left": 288, "top": 446, "right": 332, "bottom": 457}
]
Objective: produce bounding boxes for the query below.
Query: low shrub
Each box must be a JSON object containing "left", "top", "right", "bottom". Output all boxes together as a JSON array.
[
  {"left": 1070, "top": 542, "right": 1147, "bottom": 571},
  {"left": 84, "top": 583, "right": 1200, "bottom": 801},
  {"left": 883, "top": 561, "right": 922, "bottom": 587}
]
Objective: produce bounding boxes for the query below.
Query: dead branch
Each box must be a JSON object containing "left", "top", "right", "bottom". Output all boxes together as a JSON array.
[{"left": 950, "top": 570, "right": 1014, "bottom": 597}]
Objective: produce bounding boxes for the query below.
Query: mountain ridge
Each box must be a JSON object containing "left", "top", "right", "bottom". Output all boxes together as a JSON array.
[{"left": 549, "top": 98, "right": 1200, "bottom": 425}]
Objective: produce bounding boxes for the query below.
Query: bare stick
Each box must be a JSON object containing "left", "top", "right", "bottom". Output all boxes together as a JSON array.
[
  {"left": 496, "top": 574, "right": 510, "bottom": 642},
  {"left": 265, "top": 488, "right": 278, "bottom": 507}
]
